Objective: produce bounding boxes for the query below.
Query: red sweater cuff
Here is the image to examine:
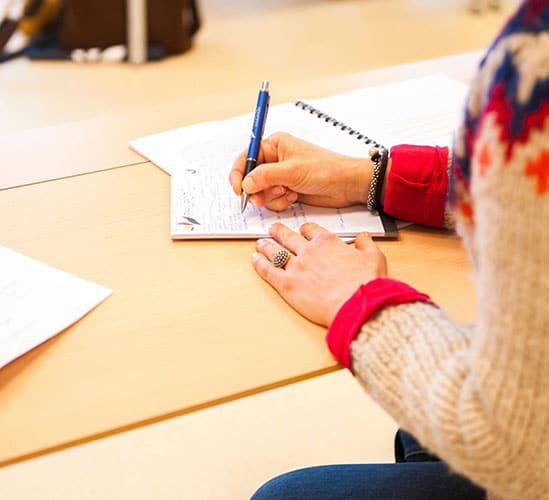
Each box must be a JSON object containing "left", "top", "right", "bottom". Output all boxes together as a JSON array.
[
  {"left": 384, "top": 144, "right": 449, "bottom": 228},
  {"left": 326, "top": 278, "right": 432, "bottom": 373}
]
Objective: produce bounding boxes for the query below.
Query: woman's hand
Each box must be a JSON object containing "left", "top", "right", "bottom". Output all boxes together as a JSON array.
[
  {"left": 252, "top": 222, "right": 388, "bottom": 327},
  {"left": 229, "top": 132, "right": 373, "bottom": 211}
]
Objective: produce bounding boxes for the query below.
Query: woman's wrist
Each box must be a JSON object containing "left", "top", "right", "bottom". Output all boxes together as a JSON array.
[
  {"left": 344, "top": 156, "right": 391, "bottom": 208},
  {"left": 345, "top": 157, "right": 373, "bottom": 205},
  {"left": 326, "top": 278, "right": 433, "bottom": 372},
  {"left": 337, "top": 154, "right": 393, "bottom": 208}
]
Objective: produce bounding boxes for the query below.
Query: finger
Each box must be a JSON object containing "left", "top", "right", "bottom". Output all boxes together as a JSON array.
[
  {"left": 230, "top": 141, "right": 272, "bottom": 195},
  {"left": 264, "top": 185, "right": 287, "bottom": 200},
  {"left": 354, "top": 231, "right": 375, "bottom": 250},
  {"left": 251, "top": 251, "right": 286, "bottom": 291},
  {"left": 269, "top": 223, "right": 308, "bottom": 254},
  {"left": 248, "top": 192, "right": 266, "bottom": 208},
  {"left": 260, "top": 131, "right": 294, "bottom": 164},
  {"left": 242, "top": 161, "right": 299, "bottom": 195},
  {"left": 299, "top": 222, "right": 333, "bottom": 241},
  {"left": 264, "top": 190, "right": 299, "bottom": 212},
  {"left": 255, "top": 239, "right": 293, "bottom": 267},
  {"left": 229, "top": 149, "right": 248, "bottom": 195}
]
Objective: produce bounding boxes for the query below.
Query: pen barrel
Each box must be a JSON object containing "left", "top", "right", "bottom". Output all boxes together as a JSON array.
[
  {"left": 243, "top": 158, "right": 257, "bottom": 179},
  {"left": 246, "top": 90, "right": 270, "bottom": 161}
]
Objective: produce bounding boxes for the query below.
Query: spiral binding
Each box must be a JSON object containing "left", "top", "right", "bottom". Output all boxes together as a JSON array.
[{"left": 295, "top": 100, "right": 382, "bottom": 149}]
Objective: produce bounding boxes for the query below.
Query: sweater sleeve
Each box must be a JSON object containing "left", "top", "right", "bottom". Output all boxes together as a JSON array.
[{"left": 344, "top": 32, "right": 549, "bottom": 499}]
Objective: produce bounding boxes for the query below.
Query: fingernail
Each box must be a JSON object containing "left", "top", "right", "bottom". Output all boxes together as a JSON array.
[
  {"left": 256, "top": 239, "right": 268, "bottom": 248},
  {"left": 272, "top": 186, "right": 286, "bottom": 196},
  {"left": 287, "top": 191, "right": 298, "bottom": 203},
  {"left": 252, "top": 252, "right": 261, "bottom": 262}
]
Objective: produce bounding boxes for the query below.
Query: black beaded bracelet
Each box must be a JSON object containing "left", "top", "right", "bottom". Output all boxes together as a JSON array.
[{"left": 366, "top": 147, "right": 388, "bottom": 211}]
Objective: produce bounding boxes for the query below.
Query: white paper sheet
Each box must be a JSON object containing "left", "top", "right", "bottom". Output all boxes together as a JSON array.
[
  {"left": 302, "top": 74, "right": 468, "bottom": 148},
  {"left": 0, "top": 246, "right": 112, "bottom": 368},
  {"left": 170, "top": 166, "right": 385, "bottom": 239}
]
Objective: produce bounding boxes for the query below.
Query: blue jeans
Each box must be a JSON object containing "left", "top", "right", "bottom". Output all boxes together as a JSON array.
[{"left": 250, "top": 430, "right": 486, "bottom": 499}]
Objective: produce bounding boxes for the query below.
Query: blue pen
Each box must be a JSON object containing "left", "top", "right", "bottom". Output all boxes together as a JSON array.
[{"left": 241, "top": 80, "right": 270, "bottom": 213}]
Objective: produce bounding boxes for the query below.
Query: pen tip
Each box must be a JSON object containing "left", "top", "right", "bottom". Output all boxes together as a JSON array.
[{"left": 240, "top": 193, "right": 248, "bottom": 213}]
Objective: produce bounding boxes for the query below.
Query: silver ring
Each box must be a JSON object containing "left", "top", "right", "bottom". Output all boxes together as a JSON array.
[{"left": 273, "top": 248, "right": 291, "bottom": 269}]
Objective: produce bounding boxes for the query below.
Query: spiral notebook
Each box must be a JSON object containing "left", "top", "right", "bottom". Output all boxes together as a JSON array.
[{"left": 129, "top": 74, "right": 468, "bottom": 239}]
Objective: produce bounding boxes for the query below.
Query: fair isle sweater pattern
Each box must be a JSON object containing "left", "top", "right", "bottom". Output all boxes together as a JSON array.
[
  {"left": 452, "top": 0, "right": 549, "bottom": 226},
  {"left": 350, "top": 2, "right": 548, "bottom": 499}
]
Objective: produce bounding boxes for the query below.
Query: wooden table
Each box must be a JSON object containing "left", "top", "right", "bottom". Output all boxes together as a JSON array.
[{"left": 0, "top": 52, "right": 478, "bottom": 467}]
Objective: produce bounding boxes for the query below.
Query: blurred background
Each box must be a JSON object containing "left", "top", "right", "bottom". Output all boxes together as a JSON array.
[{"left": 2, "top": 0, "right": 518, "bottom": 133}]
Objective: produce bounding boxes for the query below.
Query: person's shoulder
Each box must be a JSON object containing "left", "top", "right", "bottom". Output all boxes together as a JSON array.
[
  {"left": 486, "top": 1, "right": 549, "bottom": 51},
  {"left": 452, "top": 2, "right": 548, "bottom": 202},
  {"left": 458, "top": 1, "right": 548, "bottom": 130},
  {"left": 453, "top": 2, "right": 548, "bottom": 205},
  {"left": 467, "top": 2, "right": 548, "bottom": 132}
]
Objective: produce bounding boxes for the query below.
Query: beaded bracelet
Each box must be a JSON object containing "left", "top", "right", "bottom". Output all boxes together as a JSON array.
[{"left": 366, "top": 147, "right": 389, "bottom": 211}]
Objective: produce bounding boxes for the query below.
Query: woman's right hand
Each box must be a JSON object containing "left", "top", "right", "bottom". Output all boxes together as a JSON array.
[{"left": 229, "top": 132, "right": 373, "bottom": 211}]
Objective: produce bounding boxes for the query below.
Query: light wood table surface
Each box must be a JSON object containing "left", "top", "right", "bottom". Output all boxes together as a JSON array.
[{"left": 0, "top": 53, "right": 478, "bottom": 467}]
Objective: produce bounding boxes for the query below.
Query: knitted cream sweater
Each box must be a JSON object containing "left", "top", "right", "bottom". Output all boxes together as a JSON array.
[{"left": 349, "top": 3, "right": 549, "bottom": 499}]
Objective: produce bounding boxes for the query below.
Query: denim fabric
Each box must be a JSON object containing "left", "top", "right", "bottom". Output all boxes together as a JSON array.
[{"left": 250, "top": 431, "right": 486, "bottom": 500}]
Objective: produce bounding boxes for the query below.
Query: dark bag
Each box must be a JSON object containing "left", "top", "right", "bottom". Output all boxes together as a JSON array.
[{"left": 59, "top": 0, "right": 200, "bottom": 55}]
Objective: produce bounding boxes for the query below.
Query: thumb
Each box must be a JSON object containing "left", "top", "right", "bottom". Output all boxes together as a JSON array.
[
  {"left": 354, "top": 231, "right": 374, "bottom": 250},
  {"left": 242, "top": 161, "right": 298, "bottom": 194}
]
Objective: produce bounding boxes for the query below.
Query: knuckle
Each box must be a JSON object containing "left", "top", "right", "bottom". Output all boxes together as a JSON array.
[
  {"left": 273, "top": 131, "right": 290, "bottom": 141},
  {"left": 278, "top": 277, "right": 294, "bottom": 295},
  {"left": 317, "top": 231, "right": 337, "bottom": 244}
]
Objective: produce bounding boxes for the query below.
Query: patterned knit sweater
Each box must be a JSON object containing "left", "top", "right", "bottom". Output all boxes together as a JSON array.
[{"left": 327, "top": 2, "right": 549, "bottom": 499}]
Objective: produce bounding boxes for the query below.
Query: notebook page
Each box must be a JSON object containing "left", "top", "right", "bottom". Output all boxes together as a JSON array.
[
  {"left": 129, "top": 102, "right": 371, "bottom": 177},
  {"left": 170, "top": 169, "right": 384, "bottom": 239},
  {"left": 302, "top": 74, "right": 468, "bottom": 148}
]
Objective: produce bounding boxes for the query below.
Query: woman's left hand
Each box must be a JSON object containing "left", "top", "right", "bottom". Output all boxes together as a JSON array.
[{"left": 253, "top": 222, "right": 388, "bottom": 327}]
